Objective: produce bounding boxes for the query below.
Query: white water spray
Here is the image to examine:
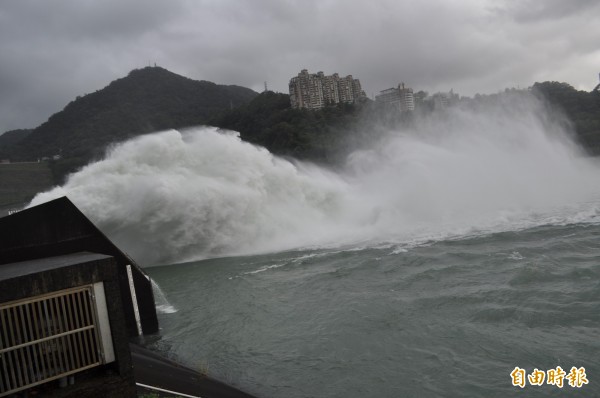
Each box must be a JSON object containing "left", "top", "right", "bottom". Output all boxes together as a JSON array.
[
  {"left": 29, "top": 95, "right": 600, "bottom": 265},
  {"left": 150, "top": 279, "right": 177, "bottom": 314}
]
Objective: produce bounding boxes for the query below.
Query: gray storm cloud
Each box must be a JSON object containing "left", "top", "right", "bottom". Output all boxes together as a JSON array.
[{"left": 0, "top": 0, "right": 599, "bottom": 133}]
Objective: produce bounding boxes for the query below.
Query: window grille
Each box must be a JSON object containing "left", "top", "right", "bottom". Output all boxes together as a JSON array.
[{"left": 0, "top": 284, "right": 113, "bottom": 397}]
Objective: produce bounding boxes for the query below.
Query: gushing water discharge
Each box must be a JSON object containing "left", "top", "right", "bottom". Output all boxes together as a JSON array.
[
  {"left": 30, "top": 95, "right": 600, "bottom": 265},
  {"left": 150, "top": 279, "right": 177, "bottom": 314}
]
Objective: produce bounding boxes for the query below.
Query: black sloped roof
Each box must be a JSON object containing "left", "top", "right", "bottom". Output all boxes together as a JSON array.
[{"left": 0, "top": 196, "right": 158, "bottom": 336}]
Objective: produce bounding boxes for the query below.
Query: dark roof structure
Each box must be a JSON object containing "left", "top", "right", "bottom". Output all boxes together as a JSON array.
[{"left": 0, "top": 196, "right": 158, "bottom": 337}]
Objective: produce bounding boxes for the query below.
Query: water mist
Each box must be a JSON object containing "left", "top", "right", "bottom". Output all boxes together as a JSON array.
[{"left": 29, "top": 94, "right": 600, "bottom": 265}]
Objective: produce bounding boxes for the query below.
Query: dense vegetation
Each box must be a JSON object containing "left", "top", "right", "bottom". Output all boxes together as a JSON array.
[
  {"left": 531, "top": 82, "right": 600, "bottom": 154},
  {"left": 209, "top": 92, "right": 412, "bottom": 165},
  {"left": 0, "top": 129, "right": 32, "bottom": 160},
  {"left": 210, "top": 83, "right": 600, "bottom": 164},
  {"left": 0, "top": 67, "right": 257, "bottom": 182},
  {"left": 1, "top": 66, "right": 598, "bottom": 188}
]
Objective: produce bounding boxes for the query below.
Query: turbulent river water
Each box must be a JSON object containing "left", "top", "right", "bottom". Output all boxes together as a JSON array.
[
  {"left": 29, "top": 95, "right": 600, "bottom": 397},
  {"left": 146, "top": 222, "right": 600, "bottom": 398}
]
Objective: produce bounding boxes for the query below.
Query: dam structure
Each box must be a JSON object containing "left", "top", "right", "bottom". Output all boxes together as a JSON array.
[{"left": 0, "top": 197, "right": 257, "bottom": 398}]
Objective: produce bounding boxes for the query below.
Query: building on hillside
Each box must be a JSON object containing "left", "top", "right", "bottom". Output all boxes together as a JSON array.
[
  {"left": 431, "top": 89, "right": 459, "bottom": 109},
  {"left": 289, "top": 69, "right": 365, "bottom": 110},
  {"left": 375, "top": 83, "right": 415, "bottom": 112},
  {"left": 432, "top": 92, "right": 449, "bottom": 109}
]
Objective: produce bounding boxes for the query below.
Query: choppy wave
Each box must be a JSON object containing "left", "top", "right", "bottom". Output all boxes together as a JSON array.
[{"left": 30, "top": 96, "right": 600, "bottom": 265}]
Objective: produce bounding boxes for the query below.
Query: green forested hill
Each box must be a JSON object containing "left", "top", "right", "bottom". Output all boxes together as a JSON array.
[
  {"left": 210, "top": 91, "right": 356, "bottom": 162},
  {"left": 1, "top": 71, "right": 599, "bottom": 187},
  {"left": 211, "top": 85, "right": 600, "bottom": 165},
  {"left": 531, "top": 82, "right": 600, "bottom": 154},
  {"left": 0, "top": 129, "right": 33, "bottom": 161},
  {"left": 0, "top": 66, "right": 257, "bottom": 181},
  {"left": 209, "top": 91, "right": 408, "bottom": 164}
]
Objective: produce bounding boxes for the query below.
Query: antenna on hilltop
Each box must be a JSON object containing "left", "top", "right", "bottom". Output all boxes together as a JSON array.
[{"left": 264, "top": 81, "right": 268, "bottom": 92}]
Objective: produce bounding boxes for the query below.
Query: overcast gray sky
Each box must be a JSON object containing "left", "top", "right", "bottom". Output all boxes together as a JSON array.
[{"left": 1, "top": 0, "right": 599, "bottom": 133}]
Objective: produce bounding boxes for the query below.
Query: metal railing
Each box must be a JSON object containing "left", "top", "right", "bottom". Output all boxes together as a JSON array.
[{"left": 0, "top": 285, "right": 106, "bottom": 396}]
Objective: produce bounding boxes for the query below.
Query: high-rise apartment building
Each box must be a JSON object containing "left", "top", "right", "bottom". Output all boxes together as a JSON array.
[
  {"left": 431, "top": 89, "right": 459, "bottom": 109},
  {"left": 375, "top": 83, "right": 415, "bottom": 112},
  {"left": 289, "top": 69, "right": 365, "bottom": 110}
]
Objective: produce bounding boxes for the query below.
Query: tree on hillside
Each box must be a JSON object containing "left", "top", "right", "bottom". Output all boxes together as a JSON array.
[
  {"left": 2, "top": 67, "right": 258, "bottom": 183},
  {"left": 532, "top": 81, "right": 600, "bottom": 154}
]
